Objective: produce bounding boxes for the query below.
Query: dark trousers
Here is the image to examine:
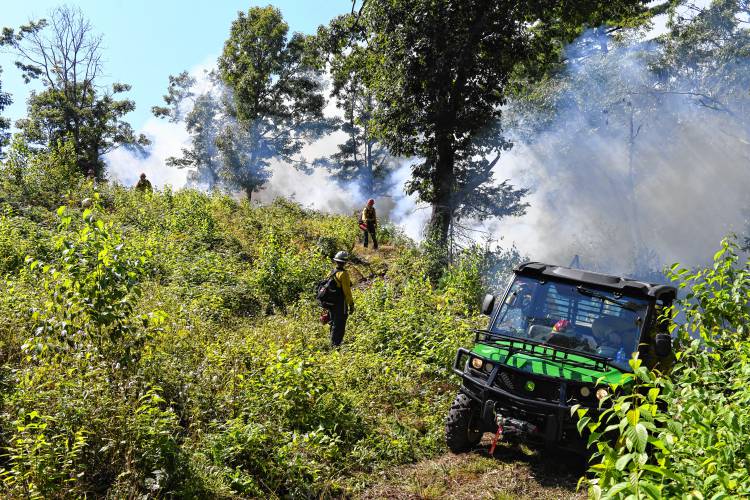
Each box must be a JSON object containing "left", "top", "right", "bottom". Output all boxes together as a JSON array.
[
  {"left": 329, "top": 304, "right": 348, "bottom": 347},
  {"left": 363, "top": 222, "right": 378, "bottom": 249}
]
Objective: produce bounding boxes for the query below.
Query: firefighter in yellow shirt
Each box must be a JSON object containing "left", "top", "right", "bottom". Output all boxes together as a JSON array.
[
  {"left": 135, "top": 172, "right": 153, "bottom": 192},
  {"left": 361, "top": 198, "right": 378, "bottom": 249},
  {"left": 329, "top": 251, "right": 354, "bottom": 347}
]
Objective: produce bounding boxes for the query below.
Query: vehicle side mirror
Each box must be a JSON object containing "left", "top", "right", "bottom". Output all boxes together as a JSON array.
[
  {"left": 654, "top": 333, "right": 672, "bottom": 357},
  {"left": 481, "top": 294, "right": 496, "bottom": 316}
]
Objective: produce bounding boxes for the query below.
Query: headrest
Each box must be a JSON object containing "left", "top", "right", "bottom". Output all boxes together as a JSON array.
[{"left": 592, "top": 316, "right": 634, "bottom": 338}]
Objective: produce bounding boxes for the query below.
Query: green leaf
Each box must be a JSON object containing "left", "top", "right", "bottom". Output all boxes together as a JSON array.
[
  {"left": 603, "top": 481, "right": 632, "bottom": 498},
  {"left": 634, "top": 423, "right": 648, "bottom": 452},
  {"left": 615, "top": 453, "right": 632, "bottom": 471},
  {"left": 638, "top": 479, "right": 662, "bottom": 499},
  {"left": 647, "top": 388, "right": 659, "bottom": 402}
]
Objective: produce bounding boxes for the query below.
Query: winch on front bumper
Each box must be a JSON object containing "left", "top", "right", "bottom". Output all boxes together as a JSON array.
[{"left": 452, "top": 348, "right": 604, "bottom": 451}]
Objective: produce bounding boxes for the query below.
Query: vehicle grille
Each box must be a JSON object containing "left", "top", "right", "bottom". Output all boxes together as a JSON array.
[{"left": 494, "top": 369, "right": 561, "bottom": 403}]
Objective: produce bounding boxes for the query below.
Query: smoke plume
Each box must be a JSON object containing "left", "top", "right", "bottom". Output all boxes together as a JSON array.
[
  {"left": 107, "top": 23, "right": 750, "bottom": 271},
  {"left": 488, "top": 32, "right": 750, "bottom": 277}
]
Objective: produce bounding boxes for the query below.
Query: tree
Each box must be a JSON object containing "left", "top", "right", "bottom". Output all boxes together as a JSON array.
[
  {"left": 1, "top": 6, "right": 148, "bottom": 178},
  {"left": 660, "top": 1, "right": 750, "bottom": 252},
  {"left": 325, "top": 68, "right": 397, "bottom": 196},
  {"left": 153, "top": 71, "right": 224, "bottom": 188},
  {"left": 154, "top": 7, "right": 329, "bottom": 199},
  {"left": 350, "top": 0, "right": 667, "bottom": 270},
  {"left": 313, "top": 14, "right": 398, "bottom": 197},
  {"left": 216, "top": 5, "right": 328, "bottom": 199},
  {"left": 0, "top": 66, "right": 11, "bottom": 158},
  {"left": 660, "top": 1, "right": 750, "bottom": 126}
]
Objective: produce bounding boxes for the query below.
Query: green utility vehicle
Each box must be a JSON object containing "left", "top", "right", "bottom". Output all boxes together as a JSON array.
[{"left": 446, "top": 262, "right": 676, "bottom": 453}]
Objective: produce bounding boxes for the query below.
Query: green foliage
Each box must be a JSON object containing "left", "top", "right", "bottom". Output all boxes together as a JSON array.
[
  {"left": 0, "top": 137, "right": 85, "bottom": 209},
  {"left": 26, "top": 202, "right": 150, "bottom": 364},
  {"left": 0, "top": 411, "right": 87, "bottom": 498},
  {"left": 0, "top": 205, "right": 52, "bottom": 275},
  {"left": 0, "top": 175, "right": 489, "bottom": 497},
  {"left": 334, "top": 0, "right": 661, "bottom": 255},
  {"left": 251, "top": 230, "right": 327, "bottom": 312},
  {"left": 154, "top": 6, "right": 328, "bottom": 196},
  {"left": 311, "top": 14, "right": 397, "bottom": 196},
  {"left": 0, "top": 66, "right": 10, "bottom": 158},
  {"left": 577, "top": 238, "right": 750, "bottom": 499},
  {"left": 1, "top": 6, "right": 148, "bottom": 177}
]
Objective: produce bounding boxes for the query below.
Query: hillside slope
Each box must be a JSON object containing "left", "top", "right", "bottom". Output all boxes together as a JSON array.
[
  {"left": 359, "top": 439, "right": 585, "bottom": 499},
  {"left": 0, "top": 184, "right": 501, "bottom": 498}
]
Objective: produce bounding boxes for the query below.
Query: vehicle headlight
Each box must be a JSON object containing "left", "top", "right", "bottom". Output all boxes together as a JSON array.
[
  {"left": 471, "top": 357, "right": 484, "bottom": 370},
  {"left": 580, "top": 386, "right": 591, "bottom": 397},
  {"left": 595, "top": 388, "right": 609, "bottom": 400},
  {"left": 483, "top": 362, "right": 494, "bottom": 373}
]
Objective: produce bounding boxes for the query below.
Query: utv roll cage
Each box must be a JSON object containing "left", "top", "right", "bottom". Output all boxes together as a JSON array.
[
  {"left": 445, "top": 261, "right": 678, "bottom": 454},
  {"left": 511, "top": 262, "right": 676, "bottom": 303}
]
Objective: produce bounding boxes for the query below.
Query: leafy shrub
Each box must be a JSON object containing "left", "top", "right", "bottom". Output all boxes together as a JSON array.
[
  {"left": 577, "top": 238, "right": 750, "bottom": 499},
  {"left": 0, "top": 181, "right": 493, "bottom": 498},
  {"left": 376, "top": 220, "right": 413, "bottom": 247},
  {"left": 251, "top": 230, "right": 327, "bottom": 312},
  {"left": 0, "top": 411, "right": 87, "bottom": 499},
  {"left": 0, "top": 205, "right": 52, "bottom": 274},
  {"left": 0, "top": 137, "right": 84, "bottom": 209},
  {"left": 25, "top": 203, "right": 150, "bottom": 367},
  {"left": 440, "top": 247, "right": 485, "bottom": 315}
]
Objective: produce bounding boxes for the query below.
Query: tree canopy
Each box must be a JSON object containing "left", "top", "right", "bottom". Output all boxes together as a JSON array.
[
  {"left": 340, "top": 0, "right": 668, "bottom": 271},
  {"left": 155, "top": 6, "right": 329, "bottom": 198},
  {"left": 0, "top": 66, "right": 11, "bottom": 158},
  {"left": 312, "top": 14, "right": 398, "bottom": 198},
  {"left": 1, "top": 5, "right": 148, "bottom": 178}
]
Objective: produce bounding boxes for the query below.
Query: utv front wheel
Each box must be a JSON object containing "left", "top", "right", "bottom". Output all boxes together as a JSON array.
[{"left": 446, "top": 392, "right": 482, "bottom": 453}]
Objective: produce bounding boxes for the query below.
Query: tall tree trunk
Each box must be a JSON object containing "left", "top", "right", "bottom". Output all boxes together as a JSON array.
[
  {"left": 364, "top": 139, "right": 374, "bottom": 196},
  {"left": 428, "top": 134, "right": 455, "bottom": 260},
  {"left": 245, "top": 187, "right": 253, "bottom": 201}
]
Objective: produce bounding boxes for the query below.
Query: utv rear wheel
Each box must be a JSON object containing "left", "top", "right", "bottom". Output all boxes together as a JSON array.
[{"left": 446, "top": 392, "right": 483, "bottom": 453}]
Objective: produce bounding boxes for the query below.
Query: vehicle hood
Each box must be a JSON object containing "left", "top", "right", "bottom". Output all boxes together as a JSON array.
[{"left": 471, "top": 342, "right": 626, "bottom": 385}]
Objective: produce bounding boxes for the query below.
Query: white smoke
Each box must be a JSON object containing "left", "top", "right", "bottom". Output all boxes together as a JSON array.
[
  {"left": 105, "top": 58, "right": 216, "bottom": 189},
  {"left": 488, "top": 32, "right": 750, "bottom": 276},
  {"left": 106, "top": 60, "right": 430, "bottom": 239},
  {"left": 105, "top": 118, "right": 190, "bottom": 188},
  {"left": 108, "top": 23, "right": 750, "bottom": 270}
]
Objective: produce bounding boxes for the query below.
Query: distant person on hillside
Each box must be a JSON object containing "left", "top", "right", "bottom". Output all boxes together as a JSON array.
[
  {"left": 325, "top": 251, "right": 354, "bottom": 348},
  {"left": 135, "top": 172, "right": 152, "bottom": 192},
  {"left": 361, "top": 198, "right": 378, "bottom": 249}
]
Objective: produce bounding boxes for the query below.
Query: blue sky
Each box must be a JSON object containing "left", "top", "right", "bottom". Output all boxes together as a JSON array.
[{"left": 0, "top": 0, "right": 352, "bottom": 129}]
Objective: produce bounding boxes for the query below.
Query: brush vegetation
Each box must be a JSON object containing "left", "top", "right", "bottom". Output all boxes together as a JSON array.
[
  {"left": 1, "top": 142, "right": 750, "bottom": 500},
  {"left": 576, "top": 238, "right": 750, "bottom": 499},
  {"left": 0, "top": 143, "right": 517, "bottom": 498}
]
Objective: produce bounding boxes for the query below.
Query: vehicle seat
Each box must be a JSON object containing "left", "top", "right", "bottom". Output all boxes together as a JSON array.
[
  {"left": 528, "top": 324, "right": 552, "bottom": 341},
  {"left": 592, "top": 316, "right": 636, "bottom": 353}
]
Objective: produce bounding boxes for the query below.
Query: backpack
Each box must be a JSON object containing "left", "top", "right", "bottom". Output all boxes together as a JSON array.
[{"left": 315, "top": 269, "right": 342, "bottom": 307}]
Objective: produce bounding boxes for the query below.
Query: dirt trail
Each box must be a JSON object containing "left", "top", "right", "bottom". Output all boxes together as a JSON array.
[
  {"left": 358, "top": 437, "right": 586, "bottom": 500},
  {"left": 349, "top": 242, "right": 587, "bottom": 499}
]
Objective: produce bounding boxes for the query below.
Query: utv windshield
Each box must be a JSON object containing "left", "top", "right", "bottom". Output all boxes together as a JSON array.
[{"left": 490, "top": 276, "right": 649, "bottom": 371}]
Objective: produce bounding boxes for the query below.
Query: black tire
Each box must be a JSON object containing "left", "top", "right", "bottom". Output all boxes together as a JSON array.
[{"left": 446, "top": 392, "right": 483, "bottom": 453}]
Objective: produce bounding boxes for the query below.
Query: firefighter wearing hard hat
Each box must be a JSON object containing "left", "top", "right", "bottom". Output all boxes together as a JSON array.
[
  {"left": 327, "top": 251, "right": 354, "bottom": 347},
  {"left": 135, "top": 173, "right": 153, "bottom": 192},
  {"left": 361, "top": 199, "right": 378, "bottom": 249}
]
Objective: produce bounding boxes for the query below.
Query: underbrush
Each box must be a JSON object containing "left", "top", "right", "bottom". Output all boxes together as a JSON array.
[
  {"left": 0, "top": 183, "right": 482, "bottom": 497},
  {"left": 577, "top": 238, "right": 750, "bottom": 499}
]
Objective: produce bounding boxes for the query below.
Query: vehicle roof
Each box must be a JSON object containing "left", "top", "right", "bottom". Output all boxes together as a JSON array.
[{"left": 514, "top": 261, "right": 677, "bottom": 303}]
